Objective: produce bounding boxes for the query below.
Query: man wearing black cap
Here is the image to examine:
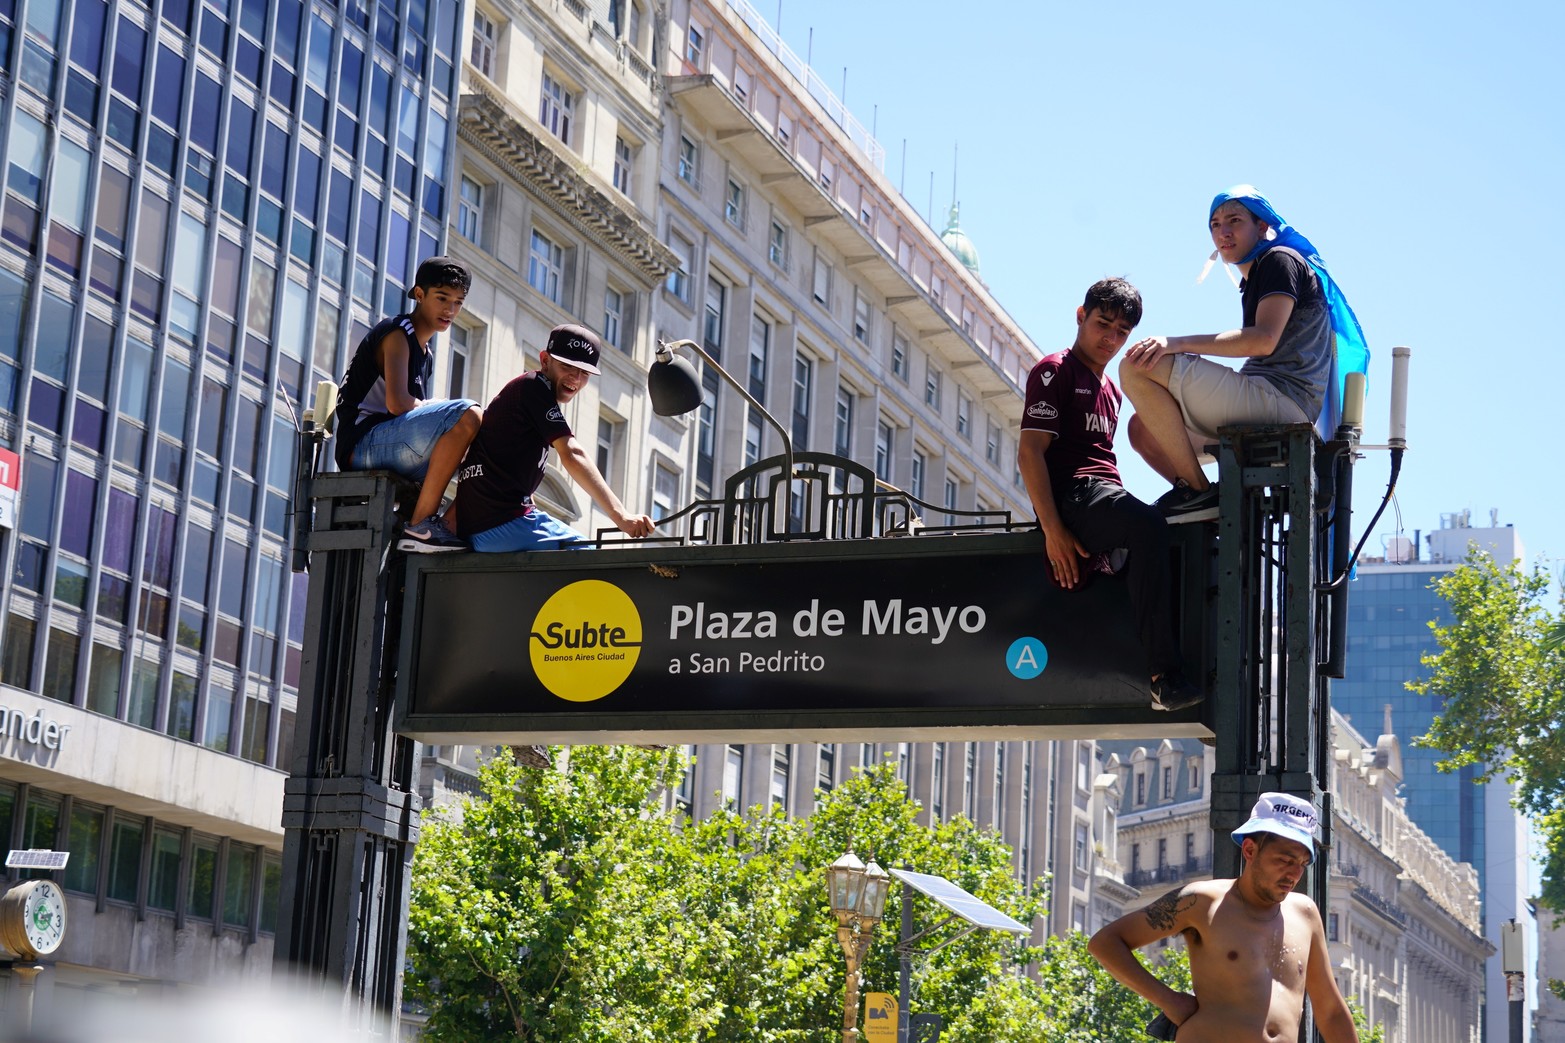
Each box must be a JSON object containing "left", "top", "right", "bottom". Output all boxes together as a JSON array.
[
  {"left": 335, "top": 256, "right": 482, "bottom": 552},
  {"left": 450, "top": 323, "right": 655, "bottom": 551},
  {"left": 1087, "top": 792, "right": 1358, "bottom": 1042}
]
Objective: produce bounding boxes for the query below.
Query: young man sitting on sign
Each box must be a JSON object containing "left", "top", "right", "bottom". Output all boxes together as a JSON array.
[
  {"left": 450, "top": 323, "right": 656, "bottom": 552},
  {"left": 1119, "top": 185, "right": 1368, "bottom": 522},
  {"left": 1016, "top": 278, "right": 1201, "bottom": 712}
]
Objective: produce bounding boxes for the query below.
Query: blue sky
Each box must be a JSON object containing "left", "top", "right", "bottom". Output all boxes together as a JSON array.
[{"left": 763, "top": 0, "right": 1565, "bottom": 576}]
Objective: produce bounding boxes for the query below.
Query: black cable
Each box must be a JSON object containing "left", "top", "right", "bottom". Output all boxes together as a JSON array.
[{"left": 1319, "top": 447, "right": 1403, "bottom": 591}]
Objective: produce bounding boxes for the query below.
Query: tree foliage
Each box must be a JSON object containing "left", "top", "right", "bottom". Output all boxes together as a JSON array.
[
  {"left": 1407, "top": 549, "right": 1565, "bottom": 909},
  {"left": 407, "top": 747, "right": 1189, "bottom": 1041}
]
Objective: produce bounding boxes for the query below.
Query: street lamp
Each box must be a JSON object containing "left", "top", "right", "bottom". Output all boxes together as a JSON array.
[
  {"left": 646, "top": 339, "right": 795, "bottom": 482},
  {"left": 825, "top": 850, "right": 890, "bottom": 1042}
]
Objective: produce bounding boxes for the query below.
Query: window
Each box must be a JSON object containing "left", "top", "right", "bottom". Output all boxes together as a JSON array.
[
  {"left": 985, "top": 418, "right": 999, "bottom": 464},
  {"left": 911, "top": 450, "right": 926, "bottom": 500},
  {"left": 666, "top": 232, "right": 691, "bottom": 301},
  {"left": 457, "top": 174, "right": 484, "bottom": 245},
  {"left": 833, "top": 387, "right": 853, "bottom": 458},
  {"left": 527, "top": 229, "right": 564, "bottom": 304},
  {"left": 1189, "top": 758, "right": 1202, "bottom": 793},
  {"left": 1184, "top": 832, "right": 1195, "bottom": 866},
  {"left": 685, "top": 23, "right": 705, "bottom": 67},
  {"left": 812, "top": 255, "right": 831, "bottom": 307},
  {"left": 538, "top": 71, "right": 573, "bottom": 145},
  {"left": 1135, "top": 772, "right": 1146, "bottom": 805},
  {"left": 819, "top": 156, "right": 834, "bottom": 193},
  {"left": 852, "top": 291, "right": 871, "bottom": 343},
  {"left": 768, "top": 220, "right": 787, "bottom": 268},
  {"left": 613, "top": 136, "right": 634, "bottom": 196},
  {"left": 651, "top": 461, "right": 679, "bottom": 520},
  {"left": 673, "top": 744, "right": 694, "bottom": 812},
  {"left": 677, "top": 135, "right": 699, "bottom": 185},
  {"left": 770, "top": 745, "right": 789, "bottom": 809},
  {"left": 724, "top": 178, "right": 745, "bottom": 228},
  {"left": 1074, "top": 823, "right": 1090, "bottom": 871},
  {"left": 874, "top": 420, "right": 892, "bottom": 482},
  {"left": 817, "top": 744, "right": 836, "bottom": 797},
  {"left": 722, "top": 744, "right": 743, "bottom": 806},
  {"left": 956, "top": 391, "right": 971, "bottom": 439},
  {"left": 596, "top": 416, "right": 620, "bottom": 483},
  {"left": 943, "top": 477, "right": 958, "bottom": 524},
  {"left": 694, "top": 280, "right": 722, "bottom": 357},
  {"left": 603, "top": 287, "right": 626, "bottom": 352},
  {"left": 1156, "top": 838, "right": 1167, "bottom": 868},
  {"left": 931, "top": 743, "right": 945, "bottom": 818},
  {"left": 1163, "top": 765, "right": 1173, "bottom": 799},
  {"left": 470, "top": 10, "right": 496, "bottom": 78},
  {"left": 791, "top": 355, "right": 813, "bottom": 448},
  {"left": 891, "top": 332, "right": 908, "bottom": 381},
  {"left": 925, "top": 366, "right": 941, "bottom": 408},
  {"left": 449, "top": 323, "right": 472, "bottom": 398},
  {"left": 1327, "top": 911, "right": 1339, "bottom": 942}
]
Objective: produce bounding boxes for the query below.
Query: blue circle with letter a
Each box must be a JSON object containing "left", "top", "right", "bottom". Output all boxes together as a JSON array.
[{"left": 1006, "top": 637, "right": 1048, "bottom": 679}]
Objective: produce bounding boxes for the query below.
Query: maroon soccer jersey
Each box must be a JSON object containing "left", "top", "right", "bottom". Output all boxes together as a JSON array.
[{"left": 1020, "top": 348, "right": 1121, "bottom": 487}]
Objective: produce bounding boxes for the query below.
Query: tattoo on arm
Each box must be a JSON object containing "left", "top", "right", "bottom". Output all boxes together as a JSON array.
[{"left": 1144, "top": 889, "right": 1197, "bottom": 932}]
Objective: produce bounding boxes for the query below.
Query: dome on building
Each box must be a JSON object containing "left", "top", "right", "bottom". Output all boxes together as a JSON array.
[{"left": 940, "top": 202, "right": 981, "bottom": 278}]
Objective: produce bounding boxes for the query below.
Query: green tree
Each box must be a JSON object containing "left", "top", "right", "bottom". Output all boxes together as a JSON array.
[
  {"left": 1406, "top": 549, "right": 1565, "bottom": 909},
  {"left": 408, "top": 749, "right": 1191, "bottom": 1041},
  {"left": 1349, "top": 1000, "right": 1388, "bottom": 1043}
]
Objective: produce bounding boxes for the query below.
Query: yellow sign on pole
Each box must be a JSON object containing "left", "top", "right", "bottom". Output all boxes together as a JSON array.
[{"left": 863, "top": 992, "right": 897, "bottom": 1041}]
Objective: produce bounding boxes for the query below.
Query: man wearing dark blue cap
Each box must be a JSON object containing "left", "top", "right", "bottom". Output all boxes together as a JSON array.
[
  {"left": 1119, "top": 187, "right": 1363, "bottom": 523},
  {"left": 1088, "top": 792, "right": 1358, "bottom": 1042},
  {"left": 450, "top": 323, "right": 655, "bottom": 552}
]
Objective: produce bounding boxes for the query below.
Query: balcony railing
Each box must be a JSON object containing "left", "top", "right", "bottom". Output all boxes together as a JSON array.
[{"left": 1126, "top": 855, "right": 1212, "bottom": 890}]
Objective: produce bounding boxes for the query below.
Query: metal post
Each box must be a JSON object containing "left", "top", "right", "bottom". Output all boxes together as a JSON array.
[
  {"left": 1209, "top": 427, "right": 1331, "bottom": 881},
  {"left": 899, "top": 878, "right": 912, "bottom": 1043},
  {"left": 275, "top": 472, "right": 422, "bottom": 1034},
  {"left": 1502, "top": 919, "right": 1526, "bottom": 1043}
]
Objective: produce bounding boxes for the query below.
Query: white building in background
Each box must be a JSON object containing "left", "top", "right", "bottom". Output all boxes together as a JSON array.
[{"left": 1102, "top": 712, "right": 1492, "bottom": 1043}]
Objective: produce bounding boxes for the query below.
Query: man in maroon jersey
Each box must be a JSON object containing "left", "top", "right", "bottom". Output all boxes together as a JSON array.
[{"left": 1016, "top": 279, "right": 1200, "bottom": 711}]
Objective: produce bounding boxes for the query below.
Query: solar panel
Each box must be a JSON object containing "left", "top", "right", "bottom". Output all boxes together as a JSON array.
[
  {"left": 5, "top": 849, "right": 69, "bottom": 870},
  {"left": 890, "top": 869, "right": 1029, "bottom": 935}
]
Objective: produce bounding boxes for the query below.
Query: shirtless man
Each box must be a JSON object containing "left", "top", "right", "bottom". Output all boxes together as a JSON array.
[{"left": 1088, "top": 793, "right": 1357, "bottom": 1042}]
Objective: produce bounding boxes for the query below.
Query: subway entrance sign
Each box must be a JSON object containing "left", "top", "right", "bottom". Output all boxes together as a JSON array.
[{"left": 394, "top": 528, "right": 1212, "bottom": 745}]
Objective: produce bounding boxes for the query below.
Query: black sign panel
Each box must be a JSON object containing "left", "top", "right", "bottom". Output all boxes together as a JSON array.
[{"left": 395, "top": 533, "right": 1208, "bottom": 743}]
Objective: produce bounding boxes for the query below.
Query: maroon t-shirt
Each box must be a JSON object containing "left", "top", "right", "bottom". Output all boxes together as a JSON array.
[
  {"left": 453, "top": 371, "right": 573, "bottom": 537},
  {"left": 1020, "top": 348, "right": 1121, "bottom": 488}
]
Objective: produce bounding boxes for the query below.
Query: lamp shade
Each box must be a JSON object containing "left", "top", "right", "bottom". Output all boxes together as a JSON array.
[
  {"left": 858, "top": 859, "right": 890, "bottom": 919},
  {"left": 647, "top": 351, "right": 704, "bottom": 416},
  {"left": 826, "top": 850, "right": 866, "bottom": 914}
]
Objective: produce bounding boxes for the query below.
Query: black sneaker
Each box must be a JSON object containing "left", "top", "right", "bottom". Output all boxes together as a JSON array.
[
  {"left": 397, "top": 515, "right": 467, "bottom": 553},
  {"left": 1151, "top": 672, "right": 1204, "bottom": 712},
  {"left": 1155, "top": 480, "right": 1220, "bottom": 523}
]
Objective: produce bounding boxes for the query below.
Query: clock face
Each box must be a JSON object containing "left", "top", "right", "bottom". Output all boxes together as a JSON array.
[{"left": 23, "top": 881, "right": 65, "bottom": 956}]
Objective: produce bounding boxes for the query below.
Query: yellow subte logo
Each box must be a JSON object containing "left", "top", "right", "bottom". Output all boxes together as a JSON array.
[{"left": 529, "top": 580, "right": 642, "bottom": 701}]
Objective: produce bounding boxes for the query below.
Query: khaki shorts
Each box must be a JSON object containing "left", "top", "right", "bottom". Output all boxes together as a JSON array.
[{"left": 1169, "top": 355, "right": 1309, "bottom": 459}]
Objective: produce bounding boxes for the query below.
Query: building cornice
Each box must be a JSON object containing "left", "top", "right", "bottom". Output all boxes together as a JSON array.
[{"left": 458, "top": 84, "right": 678, "bottom": 283}]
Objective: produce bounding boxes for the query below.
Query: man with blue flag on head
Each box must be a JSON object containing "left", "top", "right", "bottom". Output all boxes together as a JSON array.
[{"left": 1119, "top": 187, "right": 1369, "bottom": 522}]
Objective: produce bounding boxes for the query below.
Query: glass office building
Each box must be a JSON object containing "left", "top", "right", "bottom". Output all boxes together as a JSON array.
[{"left": 0, "top": 0, "right": 458, "bottom": 984}]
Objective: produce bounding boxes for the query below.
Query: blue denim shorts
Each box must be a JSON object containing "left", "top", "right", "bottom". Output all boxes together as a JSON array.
[
  {"left": 350, "top": 398, "right": 476, "bottom": 480},
  {"left": 470, "top": 508, "right": 589, "bottom": 553}
]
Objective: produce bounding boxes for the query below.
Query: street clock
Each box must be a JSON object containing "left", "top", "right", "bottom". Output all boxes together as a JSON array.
[{"left": 0, "top": 879, "right": 68, "bottom": 960}]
